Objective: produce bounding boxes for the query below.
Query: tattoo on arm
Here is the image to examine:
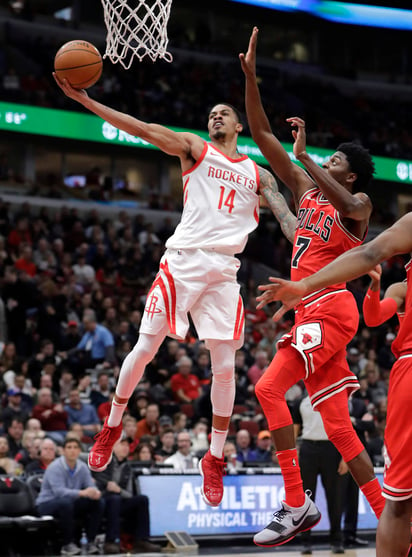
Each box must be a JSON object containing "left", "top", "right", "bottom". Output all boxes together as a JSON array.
[{"left": 258, "top": 167, "right": 296, "bottom": 243}]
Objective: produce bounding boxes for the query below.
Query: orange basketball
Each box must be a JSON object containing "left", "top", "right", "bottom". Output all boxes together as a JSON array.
[{"left": 54, "top": 40, "right": 103, "bottom": 89}]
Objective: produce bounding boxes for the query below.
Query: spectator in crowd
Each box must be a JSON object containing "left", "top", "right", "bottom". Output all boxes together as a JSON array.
[
  {"left": 28, "top": 338, "right": 61, "bottom": 390},
  {"left": 59, "top": 321, "right": 81, "bottom": 352},
  {"left": 0, "top": 434, "right": 22, "bottom": 475},
  {"left": 31, "top": 387, "right": 68, "bottom": 444},
  {"left": 36, "top": 437, "right": 104, "bottom": 556},
  {"left": 64, "top": 389, "right": 100, "bottom": 439},
  {"left": 25, "top": 417, "right": 46, "bottom": 438},
  {"left": 14, "top": 244, "right": 37, "bottom": 277},
  {"left": 93, "top": 437, "right": 161, "bottom": 554},
  {"left": 164, "top": 431, "right": 198, "bottom": 471},
  {"left": 25, "top": 437, "right": 57, "bottom": 475},
  {"left": 190, "top": 419, "right": 210, "bottom": 454},
  {"left": 254, "top": 430, "right": 272, "bottom": 463},
  {"left": 172, "top": 411, "right": 188, "bottom": 434},
  {"left": 90, "top": 371, "right": 112, "bottom": 408},
  {"left": 235, "top": 429, "right": 257, "bottom": 464},
  {"left": 377, "top": 332, "right": 396, "bottom": 375},
  {"left": 16, "top": 429, "right": 42, "bottom": 468},
  {"left": 97, "top": 387, "right": 116, "bottom": 423},
  {"left": 6, "top": 417, "right": 24, "bottom": 458},
  {"left": 58, "top": 368, "right": 76, "bottom": 402},
  {"left": 135, "top": 403, "right": 160, "bottom": 441},
  {"left": 223, "top": 440, "right": 242, "bottom": 472},
  {"left": 61, "top": 309, "right": 116, "bottom": 374},
  {"left": 0, "top": 387, "right": 30, "bottom": 429},
  {"left": 72, "top": 254, "right": 95, "bottom": 286},
  {"left": 154, "top": 427, "right": 175, "bottom": 463},
  {"left": 170, "top": 356, "right": 202, "bottom": 404},
  {"left": 130, "top": 442, "right": 155, "bottom": 464},
  {"left": 247, "top": 350, "right": 269, "bottom": 386}
]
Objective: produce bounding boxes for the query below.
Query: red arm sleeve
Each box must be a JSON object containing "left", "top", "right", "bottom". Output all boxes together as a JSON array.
[{"left": 363, "top": 289, "right": 398, "bottom": 327}]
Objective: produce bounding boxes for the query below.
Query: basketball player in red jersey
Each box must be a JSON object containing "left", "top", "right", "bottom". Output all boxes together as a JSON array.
[
  {"left": 257, "top": 218, "right": 412, "bottom": 557},
  {"left": 363, "top": 263, "right": 407, "bottom": 327},
  {"left": 53, "top": 75, "right": 297, "bottom": 507},
  {"left": 240, "top": 28, "right": 385, "bottom": 547}
]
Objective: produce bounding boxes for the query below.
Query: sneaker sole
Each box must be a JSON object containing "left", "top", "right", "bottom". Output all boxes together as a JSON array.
[
  {"left": 253, "top": 512, "right": 321, "bottom": 548},
  {"left": 88, "top": 452, "right": 112, "bottom": 472},
  {"left": 198, "top": 458, "right": 222, "bottom": 507}
]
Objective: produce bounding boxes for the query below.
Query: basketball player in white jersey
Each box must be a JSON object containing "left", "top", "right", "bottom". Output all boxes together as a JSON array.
[{"left": 54, "top": 74, "right": 297, "bottom": 506}]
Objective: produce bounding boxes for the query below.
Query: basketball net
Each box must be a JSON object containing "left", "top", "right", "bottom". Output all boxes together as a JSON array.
[{"left": 100, "top": 0, "right": 173, "bottom": 68}]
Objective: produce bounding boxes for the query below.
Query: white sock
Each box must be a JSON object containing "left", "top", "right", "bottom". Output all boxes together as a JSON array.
[
  {"left": 107, "top": 400, "right": 127, "bottom": 427},
  {"left": 210, "top": 428, "right": 227, "bottom": 459}
]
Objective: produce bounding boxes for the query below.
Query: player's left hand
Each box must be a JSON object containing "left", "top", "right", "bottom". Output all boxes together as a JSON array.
[
  {"left": 286, "top": 116, "right": 307, "bottom": 159},
  {"left": 239, "top": 26, "right": 259, "bottom": 78},
  {"left": 53, "top": 72, "right": 89, "bottom": 102},
  {"left": 256, "top": 277, "right": 306, "bottom": 321}
]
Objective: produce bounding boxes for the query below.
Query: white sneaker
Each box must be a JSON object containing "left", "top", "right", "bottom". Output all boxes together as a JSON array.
[
  {"left": 254, "top": 492, "right": 321, "bottom": 547},
  {"left": 61, "top": 543, "right": 81, "bottom": 556}
]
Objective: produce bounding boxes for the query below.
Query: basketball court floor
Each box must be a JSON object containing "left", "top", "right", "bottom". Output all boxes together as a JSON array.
[{"left": 98, "top": 546, "right": 377, "bottom": 556}]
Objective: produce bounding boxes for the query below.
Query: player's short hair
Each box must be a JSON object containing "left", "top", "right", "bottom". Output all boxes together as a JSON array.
[
  {"left": 337, "top": 143, "right": 375, "bottom": 190},
  {"left": 209, "top": 103, "right": 242, "bottom": 124}
]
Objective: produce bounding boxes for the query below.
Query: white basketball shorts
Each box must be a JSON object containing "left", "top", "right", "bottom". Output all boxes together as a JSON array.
[{"left": 140, "top": 248, "right": 244, "bottom": 347}]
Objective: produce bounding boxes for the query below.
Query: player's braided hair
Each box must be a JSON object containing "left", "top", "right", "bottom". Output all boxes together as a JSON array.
[{"left": 337, "top": 143, "right": 375, "bottom": 190}]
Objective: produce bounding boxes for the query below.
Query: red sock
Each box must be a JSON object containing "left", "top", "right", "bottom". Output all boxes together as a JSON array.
[
  {"left": 360, "top": 478, "right": 385, "bottom": 519},
  {"left": 277, "top": 449, "right": 305, "bottom": 508}
]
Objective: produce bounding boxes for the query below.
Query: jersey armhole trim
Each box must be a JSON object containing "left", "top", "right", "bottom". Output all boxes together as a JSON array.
[{"left": 182, "top": 141, "right": 208, "bottom": 177}]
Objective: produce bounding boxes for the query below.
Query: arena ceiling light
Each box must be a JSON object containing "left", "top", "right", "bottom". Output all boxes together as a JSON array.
[{"left": 229, "top": 0, "right": 412, "bottom": 30}]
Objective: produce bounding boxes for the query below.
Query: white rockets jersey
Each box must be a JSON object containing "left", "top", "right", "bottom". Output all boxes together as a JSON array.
[{"left": 166, "top": 142, "right": 260, "bottom": 255}]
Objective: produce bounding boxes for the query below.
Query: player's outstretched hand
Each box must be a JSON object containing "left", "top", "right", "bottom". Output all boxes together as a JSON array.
[
  {"left": 53, "top": 73, "right": 89, "bottom": 103},
  {"left": 239, "top": 26, "right": 259, "bottom": 78},
  {"left": 256, "top": 277, "right": 306, "bottom": 321},
  {"left": 286, "top": 116, "right": 307, "bottom": 159}
]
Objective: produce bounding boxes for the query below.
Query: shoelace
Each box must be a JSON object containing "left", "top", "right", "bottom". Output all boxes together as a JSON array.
[
  {"left": 271, "top": 508, "right": 289, "bottom": 523},
  {"left": 208, "top": 456, "right": 227, "bottom": 483},
  {"left": 93, "top": 426, "right": 113, "bottom": 443}
]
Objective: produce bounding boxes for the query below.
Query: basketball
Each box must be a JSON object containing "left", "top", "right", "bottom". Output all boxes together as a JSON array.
[{"left": 54, "top": 40, "right": 103, "bottom": 89}]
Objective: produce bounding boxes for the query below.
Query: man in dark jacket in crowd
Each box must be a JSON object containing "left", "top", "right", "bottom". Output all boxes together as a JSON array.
[{"left": 93, "top": 436, "right": 161, "bottom": 554}]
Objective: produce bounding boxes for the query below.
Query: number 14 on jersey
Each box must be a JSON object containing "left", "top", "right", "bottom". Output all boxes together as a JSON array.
[{"left": 218, "top": 186, "right": 236, "bottom": 214}]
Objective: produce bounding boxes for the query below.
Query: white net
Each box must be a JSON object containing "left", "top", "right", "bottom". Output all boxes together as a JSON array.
[{"left": 101, "top": 0, "right": 173, "bottom": 69}]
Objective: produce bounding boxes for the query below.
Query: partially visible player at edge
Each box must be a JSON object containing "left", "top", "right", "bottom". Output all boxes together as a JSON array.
[
  {"left": 239, "top": 27, "right": 385, "bottom": 547},
  {"left": 53, "top": 73, "right": 297, "bottom": 507},
  {"left": 257, "top": 222, "right": 412, "bottom": 557}
]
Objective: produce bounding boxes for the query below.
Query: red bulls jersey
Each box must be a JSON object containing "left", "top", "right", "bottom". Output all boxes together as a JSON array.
[
  {"left": 391, "top": 259, "right": 412, "bottom": 358},
  {"left": 291, "top": 188, "right": 364, "bottom": 290}
]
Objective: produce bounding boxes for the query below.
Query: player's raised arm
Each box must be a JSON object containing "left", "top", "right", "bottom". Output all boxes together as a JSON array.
[
  {"left": 288, "top": 116, "right": 372, "bottom": 221},
  {"left": 257, "top": 212, "right": 412, "bottom": 321},
  {"left": 239, "top": 27, "right": 309, "bottom": 196},
  {"left": 257, "top": 166, "right": 296, "bottom": 243},
  {"left": 53, "top": 74, "right": 204, "bottom": 163}
]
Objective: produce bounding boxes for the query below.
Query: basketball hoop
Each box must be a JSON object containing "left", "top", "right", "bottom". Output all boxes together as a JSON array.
[{"left": 100, "top": 0, "right": 173, "bottom": 68}]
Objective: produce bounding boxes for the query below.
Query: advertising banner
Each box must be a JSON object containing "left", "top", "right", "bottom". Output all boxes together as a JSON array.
[{"left": 139, "top": 471, "right": 381, "bottom": 537}]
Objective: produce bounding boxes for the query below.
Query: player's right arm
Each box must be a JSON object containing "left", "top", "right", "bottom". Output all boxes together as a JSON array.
[
  {"left": 239, "top": 27, "right": 310, "bottom": 199},
  {"left": 362, "top": 264, "right": 406, "bottom": 326},
  {"left": 53, "top": 74, "right": 204, "bottom": 164},
  {"left": 256, "top": 212, "right": 412, "bottom": 321}
]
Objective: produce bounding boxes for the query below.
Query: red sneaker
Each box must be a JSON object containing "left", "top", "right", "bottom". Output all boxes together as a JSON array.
[
  {"left": 88, "top": 418, "right": 123, "bottom": 472},
  {"left": 199, "top": 450, "right": 226, "bottom": 507}
]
